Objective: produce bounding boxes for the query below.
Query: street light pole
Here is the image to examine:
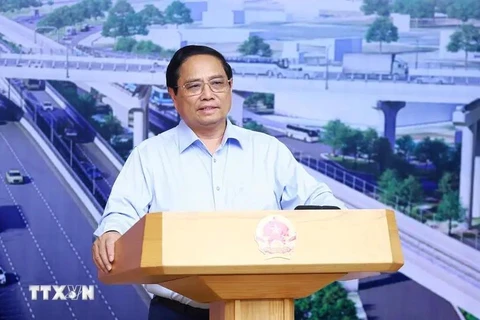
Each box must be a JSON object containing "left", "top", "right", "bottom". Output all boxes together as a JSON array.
[
  {"left": 66, "top": 45, "right": 70, "bottom": 79},
  {"left": 415, "top": 38, "right": 419, "bottom": 69},
  {"left": 34, "top": 26, "right": 57, "bottom": 44},
  {"left": 50, "top": 119, "right": 54, "bottom": 142},
  {"left": 69, "top": 139, "right": 73, "bottom": 167},
  {"left": 325, "top": 46, "right": 330, "bottom": 90}
]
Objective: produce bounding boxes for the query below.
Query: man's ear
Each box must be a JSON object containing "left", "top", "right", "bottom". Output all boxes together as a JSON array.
[{"left": 168, "top": 87, "right": 179, "bottom": 111}]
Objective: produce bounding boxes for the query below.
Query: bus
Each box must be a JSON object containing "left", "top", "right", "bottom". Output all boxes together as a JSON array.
[
  {"left": 151, "top": 87, "right": 173, "bottom": 107},
  {"left": 285, "top": 124, "right": 321, "bottom": 143},
  {"left": 23, "top": 79, "right": 45, "bottom": 90}
]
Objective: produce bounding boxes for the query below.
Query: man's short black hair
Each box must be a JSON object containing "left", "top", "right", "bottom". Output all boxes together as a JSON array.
[{"left": 166, "top": 45, "right": 233, "bottom": 94}]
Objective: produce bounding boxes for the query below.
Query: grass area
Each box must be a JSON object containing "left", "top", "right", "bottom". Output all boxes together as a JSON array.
[
  {"left": 473, "top": 217, "right": 480, "bottom": 227},
  {"left": 327, "top": 155, "right": 438, "bottom": 181},
  {"left": 42, "top": 18, "right": 105, "bottom": 41},
  {"left": 328, "top": 156, "right": 378, "bottom": 175},
  {"left": 1, "top": 5, "right": 52, "bottom": 19}
]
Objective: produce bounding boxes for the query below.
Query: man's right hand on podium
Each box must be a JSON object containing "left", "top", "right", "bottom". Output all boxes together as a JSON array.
[{"left": 92, "top": 231, "right": 121, "bottom": 273}]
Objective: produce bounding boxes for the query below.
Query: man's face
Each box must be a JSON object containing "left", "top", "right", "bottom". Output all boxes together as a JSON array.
[{"left": 169, "top": 54, "right": 232, "bottom": 129}]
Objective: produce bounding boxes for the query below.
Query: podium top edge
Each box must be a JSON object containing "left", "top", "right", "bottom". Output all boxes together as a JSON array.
[{"left": 145, "top": 209, "right": 394, "bottom": 216}]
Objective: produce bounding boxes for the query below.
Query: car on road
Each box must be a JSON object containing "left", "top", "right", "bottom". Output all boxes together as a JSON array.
[
  {"left": 79, "top": 161, "right": 103, "bottom": 180},
  {"left": 0, "top": 267, "right": 6, "bottom": 285},
  {"left": 5, "top": 169, "right": 24, "bottom": 184},
  {"left": 41, "top": 101, "right": 54, "bottom": 111},
  {"left": 414, "top": 76, "right": 449, "bottom": 85}
]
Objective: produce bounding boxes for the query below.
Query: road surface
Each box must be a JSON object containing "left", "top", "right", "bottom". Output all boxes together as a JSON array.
[
  {"left": 359, "top": 273, "right": 460, "bottom": 320},
  {"left": 0, "top": 121, "right": 149, "bottom": 319}
]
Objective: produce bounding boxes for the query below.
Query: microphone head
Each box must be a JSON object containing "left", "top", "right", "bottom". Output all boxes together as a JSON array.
[{"left": 294, "top": 205, "right": 341, "bottom": 210}]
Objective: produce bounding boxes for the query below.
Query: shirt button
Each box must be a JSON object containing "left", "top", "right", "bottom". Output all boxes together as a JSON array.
[
  {"left": 216, "top": 186, "right": 220, "bottom": 191},
  {"left": 213, "top": 158, "right": 217, "bottom": 163}
]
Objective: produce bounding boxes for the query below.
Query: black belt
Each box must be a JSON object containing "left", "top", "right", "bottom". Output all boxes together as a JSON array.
[{"left": 152, "top": 295, "right": 209, "bottom": 318}]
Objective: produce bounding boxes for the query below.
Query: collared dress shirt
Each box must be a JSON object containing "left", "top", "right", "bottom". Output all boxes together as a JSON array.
[{"left": 94, "top": 119, "right": 346, "bottom": 308}]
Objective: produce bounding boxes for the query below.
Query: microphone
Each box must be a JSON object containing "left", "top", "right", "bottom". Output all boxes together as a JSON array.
[{"left": 294, "top": 205, "right": 341, "bottom": 210}]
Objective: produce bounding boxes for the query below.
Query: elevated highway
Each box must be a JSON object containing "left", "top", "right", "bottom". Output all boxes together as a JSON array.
[
  {"left": 1, "top": 14, "right": 479, "bottom": 317},
  {"left": 0, "top": 56, "right": 479, "bottom": 104}
]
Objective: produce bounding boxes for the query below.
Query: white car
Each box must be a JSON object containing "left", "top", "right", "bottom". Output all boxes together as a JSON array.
[
  {"left": 0, "top": 267, "right": 6, "bottom": 285},
  {"left": 5, "top": 169, "right": 24, "bottom": 184},
  {"left": 42, "top": 101, "right": 54, "bottom": 111}
]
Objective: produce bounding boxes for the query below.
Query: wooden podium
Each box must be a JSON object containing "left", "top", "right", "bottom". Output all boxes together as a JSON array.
[{"left": 98, "top": 209, "right": 404, "bottom": 320}]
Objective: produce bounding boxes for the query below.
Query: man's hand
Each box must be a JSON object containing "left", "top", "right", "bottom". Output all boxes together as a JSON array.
[{"left": 92, "top": 231, "right": 121, "bottom": 273}]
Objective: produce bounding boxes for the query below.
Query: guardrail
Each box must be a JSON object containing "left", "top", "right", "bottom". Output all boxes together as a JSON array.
[
  {"left": 45, "top": 81, "right": 126, "bottom": 167},
  {"left": 44, "top": 82, "right": 96, "bottom": 141},
  {"left": 14, "top": 45, "right": 480, "bottom": 72},
  {"left": 6, "top": 79, "right": 111, "bottom": 206},
  {"left": 0, "top": 77, "right": 106, "bottom": 213},
  {"left": 292, "top": 150, "right": 479, "bottom": 250}
]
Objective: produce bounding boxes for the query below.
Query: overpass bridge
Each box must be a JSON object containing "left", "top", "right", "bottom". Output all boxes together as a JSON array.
[
  {"left": 1, "top": 15, "right": 480, "bottom": 317},
  {"left": 0, "top": 53, "right": 479, "bottom": 104}
]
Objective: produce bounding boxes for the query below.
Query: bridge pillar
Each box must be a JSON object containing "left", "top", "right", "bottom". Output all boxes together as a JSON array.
[
  {"left": 230, "top": 91, "right": 244, "bottom": 126},
  {"left": 129, "top": 107, "right": 148, "bottom": 147},
  {"left": 375, "top": 101, "right": 406, "bottom": 148},
  {"left": 472, "top": 123, "right": 480, "bottom": 219},
  {"left": 459, "top": 124, "right": 475, "bottom": 221},
  {"left": 133, "top": 110, "right": 145, "bottom": 147},
  {"left": 454, "top": 100, "right": 480, "bottom": 226}
]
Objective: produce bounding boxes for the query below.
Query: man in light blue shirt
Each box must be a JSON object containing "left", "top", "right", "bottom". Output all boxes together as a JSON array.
[{"left": 92, "top": 45, "right": 346, "bottom": 320}]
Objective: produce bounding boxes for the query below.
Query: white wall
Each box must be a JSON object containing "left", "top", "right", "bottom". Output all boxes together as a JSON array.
[
  {"left": 391, "top": 14, "right": 411, "bottom": 33},
  {"left": 244, "top": 9, "right": 287, "bottom": 23},
  {"left": 273, "top": 91, "right": 384, "bottom": 131},
  {"left": 230, "top": 92, "right": 245, "bottom": 126}
]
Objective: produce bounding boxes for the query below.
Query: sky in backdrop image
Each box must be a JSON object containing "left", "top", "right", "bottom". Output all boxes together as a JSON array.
[{"left": 0, "top": 0, "right": 479, "bottom": 319}]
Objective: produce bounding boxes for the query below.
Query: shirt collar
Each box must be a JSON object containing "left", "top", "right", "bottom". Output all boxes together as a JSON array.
[{"left": 177, "top": 118, "right": 243, "bottom": 153}]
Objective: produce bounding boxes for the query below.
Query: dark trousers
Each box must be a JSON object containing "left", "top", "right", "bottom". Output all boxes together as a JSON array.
[{"left": 148, "top": 296, "right": 210, "bottom": 320}]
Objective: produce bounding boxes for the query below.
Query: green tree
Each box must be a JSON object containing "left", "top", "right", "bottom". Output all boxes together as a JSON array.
[
  {"left": 414, "top": 137, "right": 450, "bottom": 178},
  {"left": 38, "top": 0, "right": 110, "bottom": 28},
  {"left": 76, "top": 93, "right": 98, "bottom": 118},
  {"left": 361, "top": 0, "right": 391, "bottom": 16},
  {"left": 99, "top": 0, "right": 112, "bottom": 11},
  {"left": 38, "top": 5, "right": 81, "bottom": 28},
  {"left": 396, "top": 135, "right": 415, "bottom": 159},
  {"left": 322, "top": 120, "right": 350, "bottom": 157},
  {"left": 164, "top": 0, "right": 193, "bottom": 27},
  {"left": 397, "top": 175, "right": 423, "bottom": 211},
  {"left": 359, "top": 128, "right": 378, "bottom": 161},
  {"left": 393, "top": 0, "right": 435, "bottom": 18},
  {"left": 94, "top": 114, "right": 124, "bottom": 140},
  {"left": 372, "top": 137, "right": 393, "bottom": 173},
  {"left": 437, "top": 191, "right": 464, "bottom": 235},
  {"left": 295, "top": 282, "right": 358, "bottom": 320},
  {"left": 366, "top": 16, "right": 399, "bottom": 52},
  {"left": 378, "top": 169, "right": 400, "bottom": 206},
  {"left": 0, "top": 0, "right": 41, "bottom": 12},
  {"left": 82, "top": 0, "right": 104, "bottom": 20},
  {"left": 447, "top": 24, "right": 480, "bottom": 67},
  {"left": 102, "top": 0, "right": 148, "bottom": 38},
  {"left": 341, "top": 128, "right": 364, "bottom": 167},
  {"left": 114, "top": 36, "right": 137, "bottom": 52},
  {"left": 445, "top": 0, "right": 480, "bottom": 22},
  {"left": 437, "top": 172, "right": 466, "bottom": 233},
  {"left": 133, "top": 40, "right": 163, "bottom": 54},
  {"left": 243, "top": 93, "right": 274, "bottom": 109},
  {"left": 138, "top": 4, "right": 165, "bottom": 25},
  {"left": 238, "top": 35, "right": 272, "bottom": 57},
  {"left": 243, "top": 120, "right": 268, "bottom": 133}
]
